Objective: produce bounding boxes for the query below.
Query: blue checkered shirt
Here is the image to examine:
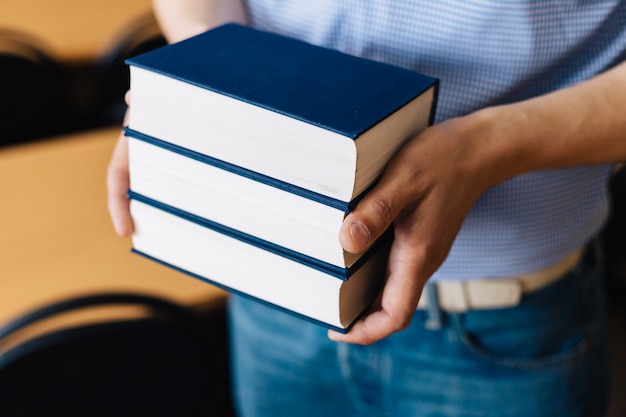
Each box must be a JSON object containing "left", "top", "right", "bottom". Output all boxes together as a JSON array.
[{"left": 245, "top": 0, "right": 626, "bottom": 280}]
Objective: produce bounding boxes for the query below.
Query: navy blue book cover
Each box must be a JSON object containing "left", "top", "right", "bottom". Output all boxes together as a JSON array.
[{"left": 126, "top": 23, "right": 438, "bottom": 139}]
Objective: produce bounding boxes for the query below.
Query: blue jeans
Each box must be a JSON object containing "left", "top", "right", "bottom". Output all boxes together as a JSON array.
[{"left": 228, "top": 244, "right": 610, "bottom": 417}]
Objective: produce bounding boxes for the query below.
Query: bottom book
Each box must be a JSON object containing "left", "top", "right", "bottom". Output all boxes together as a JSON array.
[{"left": 130, "top": 199, "right": 391, "bottom": 332}]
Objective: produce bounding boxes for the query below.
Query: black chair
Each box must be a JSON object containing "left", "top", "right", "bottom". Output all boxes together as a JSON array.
[
  {"left": 0, "top": 30, "right": 74, "bottom": 145},
  {"left": 0, "top": 292, "right": 235, "bottom": 417},
  {"left": 92, "top": 14, "right": 167, "bottom": 126}
]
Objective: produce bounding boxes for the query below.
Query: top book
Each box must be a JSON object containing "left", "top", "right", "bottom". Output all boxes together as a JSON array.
[{"left": 126, "top": 23, "right": 438, "bottom": 207}]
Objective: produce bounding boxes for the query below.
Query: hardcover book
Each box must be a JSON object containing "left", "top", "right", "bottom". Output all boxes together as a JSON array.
[
  {"left": 126, "top": 23, "right": 438, "bottom": 206},
  {"left": 131, "top": 199, "right": 391, "bottom": 332},
  {"left": 127, "top": 133, "right": 364, "bottom": 269},
  {"left": 125, "top": 23, "right": 438, "bottom": 331}
]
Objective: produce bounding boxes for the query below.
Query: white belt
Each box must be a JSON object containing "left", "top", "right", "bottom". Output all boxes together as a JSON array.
[{"left": 417, "top": 248, "right": 584, "bottom": 312}]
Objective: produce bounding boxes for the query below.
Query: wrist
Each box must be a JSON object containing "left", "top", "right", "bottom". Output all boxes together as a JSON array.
[
  {"left": 444, "top": 107, "right": 524, "bottom": 190},
  {"left": 457, "top": 101, "right": 567, "bottom": 188}
]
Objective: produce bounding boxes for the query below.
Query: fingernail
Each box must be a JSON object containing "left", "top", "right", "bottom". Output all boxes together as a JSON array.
[
  {"left": 327, "top": 330, "right": 344, "bottom": 342},
  {"left": 350, "top": 222, "right": 370, "bottom": 247}
]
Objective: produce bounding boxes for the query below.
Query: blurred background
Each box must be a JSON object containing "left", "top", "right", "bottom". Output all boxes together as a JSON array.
[
  {"left": 0, "top": 2, "right": 234, "bottom": 416},
  {"left": 0, "top": 1, "right": 623, "bottom": 416},
  {"left": 0, "top": 0, "right": 166, "bottom": 142}
]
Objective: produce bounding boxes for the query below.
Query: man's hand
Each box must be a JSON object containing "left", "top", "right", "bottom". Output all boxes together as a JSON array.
[
  {"left": 107, "top": 132, "right": 133, "bottom": 237},
  {"left": 329, "top": 116, "right": 501, "bottom": 344},
  {"left": 329, "top": 61, "right": 626, "bottom": 345},
  {"left": 107, "top": 91, "right": 133, "bottom": 237}
]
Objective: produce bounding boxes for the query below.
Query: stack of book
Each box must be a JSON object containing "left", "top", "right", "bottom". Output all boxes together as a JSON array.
[{"left": 125, "top": 23, "right": 438, "bottom": 332}]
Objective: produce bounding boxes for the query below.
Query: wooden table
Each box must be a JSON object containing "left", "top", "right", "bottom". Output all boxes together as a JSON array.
[
  {"left": 0, "top": 0, "right": 153, "bottom": 64},
  {"left": 0, "top": 127, "right": 226, "bottom": 325}
]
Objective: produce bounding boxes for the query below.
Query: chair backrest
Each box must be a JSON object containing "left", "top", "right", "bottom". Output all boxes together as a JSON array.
[
  {"left": 0, "top": 30, "right": 74, "bottom": 145},
  {"left": 0, "top": 292, "right": 235, "bottom": 417},
  {"left": 92, "top": 14, "right": 167, "bottom": 125}
]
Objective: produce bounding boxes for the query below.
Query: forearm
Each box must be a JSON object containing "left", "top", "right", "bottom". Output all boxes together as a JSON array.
[
  {"left": 333, "top": 61, "right": 626, "bottom": 344},
  {"left": 152, "top": 0, "right": 247, "bottom": 43},
  {"left": 466, "top": 61, "right": 626, "bottom": 186}
]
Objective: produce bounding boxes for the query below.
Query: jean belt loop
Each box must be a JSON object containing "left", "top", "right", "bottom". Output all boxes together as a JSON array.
[{"left": 423, "top": 282, "right": 445, "bottom": 330}]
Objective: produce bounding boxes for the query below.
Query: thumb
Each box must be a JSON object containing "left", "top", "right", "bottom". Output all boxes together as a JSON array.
[{"left": 339, "top": 184, "right": 402, "bottom": 254}]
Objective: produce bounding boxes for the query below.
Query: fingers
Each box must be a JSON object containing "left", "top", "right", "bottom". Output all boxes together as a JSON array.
[
  {"left": 333, "top": 169, "right": 429, "bottom": 344},
  {"left": 339, "top": 171, "right": 413, "bottom": 254},
  {"left": 329, "top": 233, "right": 427, "bottom": 344},
  {"left": 106, "top": 132, "right": 134, "bottom": 236},
  {"left": 330, "top": 201, "right": 455, "bottom": 344},
  {"left": 333, "top": 124, "right": 474, "bottom": 344}
]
